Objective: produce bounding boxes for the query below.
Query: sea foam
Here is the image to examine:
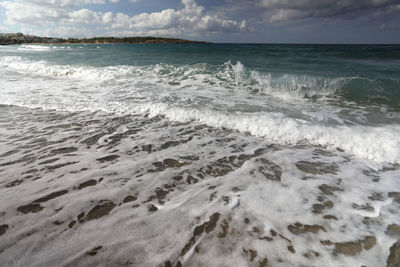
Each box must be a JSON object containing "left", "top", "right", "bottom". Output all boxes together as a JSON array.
[{"left": 1, "top": 56, "right": 399, "bottom": 163}]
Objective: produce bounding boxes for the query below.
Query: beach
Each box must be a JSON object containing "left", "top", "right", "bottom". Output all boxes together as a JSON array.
[{"left": 0, "top": 43, "right": 399, "bottom": 266}]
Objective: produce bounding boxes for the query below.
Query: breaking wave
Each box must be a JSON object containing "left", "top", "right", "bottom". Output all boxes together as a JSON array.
[
  {"left": 2, "top": 56, "right": 398, "bottom": 105},
  {"left": 1, "top": 56, "right": 399, "bottom": 162}
]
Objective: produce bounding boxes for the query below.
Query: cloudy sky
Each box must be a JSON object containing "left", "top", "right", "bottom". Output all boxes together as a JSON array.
[{"left": 0, "top": 0, "right": 399, "bottom": 43}]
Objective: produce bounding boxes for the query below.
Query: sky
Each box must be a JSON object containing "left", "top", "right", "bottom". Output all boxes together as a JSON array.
[{"left": 0, "top": 0, "right": 400, "bottom": 43}]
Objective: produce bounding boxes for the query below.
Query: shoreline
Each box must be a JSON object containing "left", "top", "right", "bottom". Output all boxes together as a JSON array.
[
  {"left": 0, "top": 33, "right": 210, "bottom": 45},
  {"left": 0, "top": 41, "right": 210, "bottom": 45}
]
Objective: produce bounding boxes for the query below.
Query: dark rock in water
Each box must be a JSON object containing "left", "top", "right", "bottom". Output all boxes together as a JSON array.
[
  {"left": 352, "top": 203, "right": 374, "bottom": 212},
  {"left": 84, "top": 201, "right": 116, "bottom": 221},
  {"left": 362, "top": 236, "right": 376, "bottom": 250},
  {"left": 180, "top": 155, "right": 200, "bottom": 161},
  {"left": 0, "top": 149, "right": 20, "bottom": 157},
  {"left": 259, "top": 258, "right": 269, "bottom": 267},
  {"left": 313, "top": 149, "right": 335, "bottom": 157},
  {"left": 312, "top": 204, "right": 325, "bottom": 214},
  {"left": 243, "top": 248, "right": 257, "bottom": 261},
  {"left": 81, "top": 133, "right": 106, "bottom": 146},
  {"left": 141, "top": 144, "right": 152, "bottom": 153},
  {"left": 77, "top": 212, "right": 85, "bottom": 223},
  {"left": 148, "top": 205, "right": 158, "bottom": 212},
  {"left": 319, "top": 184, "right": 343, "bottom": 195},
  {"left": 168, "top": 81, "right": 180, "bottom": 86},
  {"left": 0, "top": 224, "right": 8, "bottom": 236},
  {"left": 186, "top": 175, "right": 198, "bottom": 184},
  {"left": 5, "top": 179, "right": 23, "bottom": 188},
  {"left": 180, "top": 213, "right": 220, "bottom": 257},
  {"left": 368, "top": 192, "right": 384, "bottom": 201},
  {"left": 324, "top": 200, "right": 334, "bottom": 208},
  {"left": 279, "top": 234, "right": 292, "bottom": 243},
  {"left": 152, "top": 158, "right": 188, "bottom": 171},
  {"left": 163, "top": 158, "right": 184, "bottom": 168},
  {"left": 303, "top": 250, "right": 320, "bottom": 259},
  {"left": 106, "top": 129, "right": 140, "bottom": 146},
  {"left": 295, "top": 161, "right": 338, "bottom": 175},
  {"left": 17, "top": 203, "right": 44, "bottom": 214},
  {"left": 320, "top": 240, "right": 333, "bottom": 246},
  {"left": 155, "top": 187, "right": 168, "bottom": 204},
  {"left": 23, "top": 168, "right": 38, "bottom": 174},
  {"left": 96, "top": 155, "right": 120, "bottom": 163},
  {"left": 161, "top": 141, "right": 180, "bottom": 149},
  {"left": 257, "top": 158, "right": 282, "bottom": 182},
  {"left": 287, "top": 245, "right": 296, "bottom": 254},
  {"left": 323, "top": 215, "right": 338, "bottom": 220},
  {"left": 335, "top": 241, "right": 362, "bottom": 256},
  {"left": 33, "top": 190, "right": 68, "bottom": 203},
  {"left": 173, "top": 175, "right": 183, "bottom": 181},
  {"left": 388, "top": 192, "right": 400, "bottom": 203},
  {"left": 86, "top": 246, "right": 103, "bottom": 256},
  {"left": 45, "top": 161, "right": 78, "bottom": 170},
  {"left": 386, "top": 224, "right": 400, "bottom": 238},
  {"left": 387, "top": 241, "right": 400, "bottom": 267},
  {"left": 68, "top": 220, "right": 76, "bottom": 228},
  {"left": 218, "top": 220, "right": 229, "bottom": 238},
  {"left": 51, "top": 147, "right": 78, "bottom": 154},
  {"left": 39, "top": 158, "right": 60, "bottom": 165},
  {"left": 288, "top": 223, "right": 326, "bottom": 235},
  {"left": 335, "top": 236, "right": 376, "bottom": 256},
  {"left": 77, "top": 179, "right": 97, "bottom": 190},
  {"left": 123, "top": 195, "right": 137, "bottom": 203}
]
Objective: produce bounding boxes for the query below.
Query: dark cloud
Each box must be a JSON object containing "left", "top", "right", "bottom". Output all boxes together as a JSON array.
[{"left": 256, "top": 0, "right": 400, "bottom": 22}]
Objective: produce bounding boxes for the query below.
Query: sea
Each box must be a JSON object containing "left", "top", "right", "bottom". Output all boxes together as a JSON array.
[{"left": 0, "top": 43, "right": 399, "bottom": 266}]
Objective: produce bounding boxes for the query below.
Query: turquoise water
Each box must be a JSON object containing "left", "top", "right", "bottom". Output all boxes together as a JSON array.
[
  {"left": 3, "top": 44, "right": 400, "bottom": 105},
  {"left": 0, "top": 43, "right": 399, "bottom": 161}
]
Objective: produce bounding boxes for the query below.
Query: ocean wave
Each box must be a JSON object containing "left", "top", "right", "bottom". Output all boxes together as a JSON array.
[
  {"left": 136, "top": 102, "right": 400, "bottom": 163},
  {"left": 0, "top": 56, "right": 133, "bottom": 80},
  {"left": 1, "top": 56, "right": 399, "bottom": 163},
  {"left": 18, "top": 45, "right": 52, "bottom": 51},
  {"left": 1, "top": 91, "right": 398, "bottom": 163},
  {"left": 2, "top": 55, "right": 400, "bottom": 110},
  {"left": 3, "top": 56, "right": 398, "bottom": 105}
]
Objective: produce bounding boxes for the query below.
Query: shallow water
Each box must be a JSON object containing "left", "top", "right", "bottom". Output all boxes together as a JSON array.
[{"left": 0, "top": 44, "right": 399, "bottom": 266}]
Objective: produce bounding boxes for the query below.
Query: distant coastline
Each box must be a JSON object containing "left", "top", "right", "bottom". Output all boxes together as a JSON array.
[{"left": 0, "top": 33, "right": 209, "bottom": 45}]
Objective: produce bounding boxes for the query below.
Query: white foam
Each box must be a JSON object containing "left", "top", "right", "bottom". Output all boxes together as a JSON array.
[
  {"left": 0, "top": 56, "right": 132, "bottom": 81},
  {"left": 136, "top": 102, "right": 400, "bottom": 163},
  {"left": 1, "top": 56, "right": 399, "bottom": 163},
  {"left": 230, "top": 61, "right": 349, "bottom": 99},
  {"left": 18, "top": 45, "right": 51, "bottom": 51},
  {"left": 0, "top": 56, "right": 348, "bottom": 99},
  {"left": 0, "top": 104, "right": 399, "bottom": 266}
]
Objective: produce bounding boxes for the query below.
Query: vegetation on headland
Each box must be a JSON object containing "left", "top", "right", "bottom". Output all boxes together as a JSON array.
[{"left": 0, "top": 33, "right": 208, "bottom": 45}]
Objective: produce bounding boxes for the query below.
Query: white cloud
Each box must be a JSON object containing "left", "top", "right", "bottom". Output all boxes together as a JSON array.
[
  {"left": 0, "top": 0, "right": 107, "bottom": 25},
  {"left": 102, "top": 12, "right": 113, "bottom": 24},
  {"left": 112, "top": 12, "right": 131, "bottom": 28},
  {"left": 111, "top": 0, "right": 247, "bottom": 34},
  {"left": 0, "top": 0, "right": 248, "bottom": 38},
  {"left": 1, "top": 2, "right": 61, "bottom": 25},
  {"left": 66, "top": 9, "right": 101, "bottom": 24}
]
